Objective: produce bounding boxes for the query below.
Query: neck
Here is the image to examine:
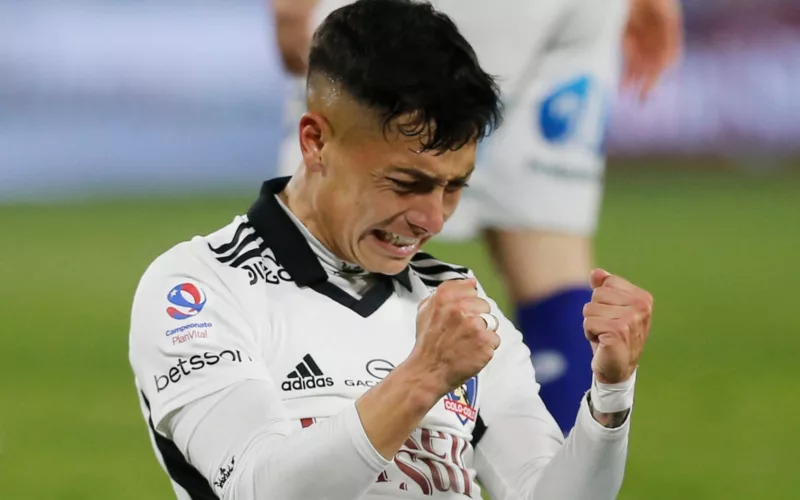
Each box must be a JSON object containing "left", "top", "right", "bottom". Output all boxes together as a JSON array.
[{"left": 281, "top": 173, "right": 347, "bottom": 263}]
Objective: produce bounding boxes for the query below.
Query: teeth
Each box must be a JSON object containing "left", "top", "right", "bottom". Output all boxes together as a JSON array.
[{"left": 379, "top": 231, "right": 419, "bottom": 247}]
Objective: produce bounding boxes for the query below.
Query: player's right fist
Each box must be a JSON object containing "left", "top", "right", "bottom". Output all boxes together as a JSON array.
[{"left": 410, "top": 278, "right": 501, "bottom": 397}]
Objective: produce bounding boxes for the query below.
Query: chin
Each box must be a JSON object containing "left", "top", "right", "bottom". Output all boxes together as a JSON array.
[
  {"left": 379, "top": 257, "right": 413, "bottom": 276},
  {"left": 361, "top": 253, "right": 413, "bottom": 276}
]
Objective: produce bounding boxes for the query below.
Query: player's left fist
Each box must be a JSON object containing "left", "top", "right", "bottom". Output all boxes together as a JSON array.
[{"left": 583, "top": 269, "right": 654, "bottom": 384}]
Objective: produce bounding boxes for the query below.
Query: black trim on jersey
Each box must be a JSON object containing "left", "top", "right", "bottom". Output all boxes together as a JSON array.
[
  {"left": 411, "top": 252, "right": 445, "bottom": 263},
  {"left": 228, "top": 248, "right": 264, "bottom": 269},
  {"left": 419, "top": 277, "right": 447, "bottom": 288},
  {"left": 208, "top": 222, "right": 249, "bottom": 255},
  {"left": 309, "top": 277, "right": 398, "bottom": 317},
  {"left": 208, "top": 222, "right": 264, "bottom": 274},
  {"left": 213, "top": 232, "right": 259, "bottom": 264},
  {"left": 472, "top": 414, "right": 487, "bottom": 448},
  {"left": 410, "top": 252, "right": 469, "bottom": 273},
  {"left": 411, "top": 263, "right": 470, "bottom": 276},
  {"left": 141, "top": 393, "right": 219, "bottom": 500},
  {"left": 410, "top": 251, "right": 471, "bottom": 287},
  {"left": 247, "top": 177, "right": 413, "bottom": 317}
]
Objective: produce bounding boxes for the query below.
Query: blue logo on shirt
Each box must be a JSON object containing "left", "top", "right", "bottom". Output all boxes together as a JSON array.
[
  {"left": 539, "top": 75, "right": 591, "bottom": 143},
  {"left": 538, "top": 75, "right": 609, "bottom": 154}
]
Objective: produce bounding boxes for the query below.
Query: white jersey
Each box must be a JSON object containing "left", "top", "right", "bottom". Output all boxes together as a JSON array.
[
  {"left": 129, "top": 177, "right": 632, "bottom": 500},
  {"left": 279, "top": 0, "right": 630, "bottom": 237}
]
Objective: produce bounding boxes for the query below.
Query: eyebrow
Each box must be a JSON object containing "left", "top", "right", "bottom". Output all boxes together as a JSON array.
[{"left": 389, "top": 165, "right": 475, "bottom": 185}]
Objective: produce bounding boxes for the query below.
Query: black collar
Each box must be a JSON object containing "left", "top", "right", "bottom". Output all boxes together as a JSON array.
[{"left": 246, "top": 177, "right": 413, "bottom": 316}]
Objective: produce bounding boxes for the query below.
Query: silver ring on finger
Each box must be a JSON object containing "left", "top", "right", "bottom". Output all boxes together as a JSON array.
[{"left": 479, "top": 312, "right": 499, "bottom": 332}]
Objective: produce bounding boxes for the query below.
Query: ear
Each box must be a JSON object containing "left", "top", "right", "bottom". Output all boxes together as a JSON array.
[{"left": 299, "top": 112, "right": 329, "bottom": 173}]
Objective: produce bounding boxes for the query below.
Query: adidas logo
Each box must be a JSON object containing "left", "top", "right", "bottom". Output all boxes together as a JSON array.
[{"left": 281, "top": 354, "right": 335, "bottom": 392}]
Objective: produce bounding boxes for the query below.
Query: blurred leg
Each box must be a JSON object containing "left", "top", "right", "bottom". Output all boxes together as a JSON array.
[
  {"left": 440, "top": 0, "right": 630, "bottom": 434},
  {"left": 276, "top": 76, "right": 307, "bottom": 177},
  {"left": 494, "top": 0, "right": 628, "bottom": 434},
  {"left": 484, "top": 231, "right": 592, "bottom": 305},
  {"left": 485, "top": 230, "right": 595, "bottom": 433}
]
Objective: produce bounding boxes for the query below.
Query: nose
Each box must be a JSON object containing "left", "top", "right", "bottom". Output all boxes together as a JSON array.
[{"left": 405, "top": 191, "right": 446, "bottom": 236}]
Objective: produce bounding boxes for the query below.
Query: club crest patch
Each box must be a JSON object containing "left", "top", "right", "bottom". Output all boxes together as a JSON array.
[{"left": 444, "top": 377, "right": 478, "bottom": 424}]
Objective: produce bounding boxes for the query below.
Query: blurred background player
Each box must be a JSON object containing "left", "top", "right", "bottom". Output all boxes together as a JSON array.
[{"left": 271, "top": 0, "right": 683, "bottom": 433}]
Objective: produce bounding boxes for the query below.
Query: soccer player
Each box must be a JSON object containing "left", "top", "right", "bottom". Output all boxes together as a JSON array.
[
  {"left": 129, "top": 2, "right": 654, "bottom": 498},
  {"left": 273, "top": 0, "right": 681, "bottom": 434}
]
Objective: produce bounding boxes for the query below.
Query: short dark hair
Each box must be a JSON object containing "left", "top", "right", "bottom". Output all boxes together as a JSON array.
[{"left": 308, "top": 0, "right": 502, "bottom": 152}]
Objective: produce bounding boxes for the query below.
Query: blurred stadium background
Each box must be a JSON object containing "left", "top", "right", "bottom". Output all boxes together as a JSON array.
[{"left": 1, "top": 0, "right": 799, "bottom": 498}]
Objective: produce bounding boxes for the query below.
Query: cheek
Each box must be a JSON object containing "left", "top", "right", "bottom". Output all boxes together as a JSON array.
[
  {"left": 358, "top": 191, "right": 405, "bottom": 224},
  {"left": 443, "top": 191, "right": 462, "bottom": 219},
  {"left": 325, "top": 188, "right": 373, "bottom": 234}
]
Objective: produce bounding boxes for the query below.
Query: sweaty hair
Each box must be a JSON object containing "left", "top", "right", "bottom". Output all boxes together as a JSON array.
[{"left": 308, "top": 0, "right": 502, "bottom": 152}]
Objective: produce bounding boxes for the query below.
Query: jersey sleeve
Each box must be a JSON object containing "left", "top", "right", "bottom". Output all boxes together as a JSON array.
[
  {"left": 168, "top": 380, "right": 390, "bottom": 500},
  {"left": 128, "top": 242, "right": 271, "bottom": 431},
  {"left": 472, "top": 276, "right": 630, "bottom": 500}
]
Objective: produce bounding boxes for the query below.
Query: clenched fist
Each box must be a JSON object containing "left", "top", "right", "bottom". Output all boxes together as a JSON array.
[
  {"left": 583, "top": 269, "right": 653, "bottom": 384},
  {"left": 410, "top": 278, "right": 501, "bottom": 397}
]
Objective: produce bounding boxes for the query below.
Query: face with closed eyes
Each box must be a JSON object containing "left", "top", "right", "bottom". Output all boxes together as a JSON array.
[{"left": 292, "top": 86, "right": 476, "bottom": 276}]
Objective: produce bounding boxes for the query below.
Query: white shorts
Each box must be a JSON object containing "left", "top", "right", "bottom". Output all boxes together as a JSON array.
[{"left": 277, "top": 0, "right": 630, "bottom": 238}]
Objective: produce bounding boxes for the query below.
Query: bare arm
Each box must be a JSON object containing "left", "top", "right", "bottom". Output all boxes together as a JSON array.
[
  {"left": 271, "top": 0, "right": 319, "bottom": 75},
  {"left": 623, "top": 0, "right": 684, "bottom": 100}
]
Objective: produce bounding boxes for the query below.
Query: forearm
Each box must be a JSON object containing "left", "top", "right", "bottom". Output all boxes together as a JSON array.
[
  {"left": 589, "top": 396, "right": 630, "bottom": 428},
  {"left": 172, "top": 380, "right": 391, "bottom": 500},
  {"left": 526, "top": 374, "right": 634, "bottom": 498},
  {"left": 589, "top": 371, "right": 636, "bottom": 428},
  {"left": 237, "top": 404, "right": 390, "bottom": 500},
  {"left": 475, "top": 396, "right": 630, "bottom": 500},
  {"left": 173, "top": 364, "right": 445, "bottom": 500},
  {"left": 528, "top": 397, "right": 630, "bottom": 499},
  {"left": 271, "top": 0, "right": 318, "bottom": 21},
  {"left": 355, "top": 356, "right": 445, "bottom": 459},
  {"left": 474, "top": 275, "right": 640, "bottom": 499}
]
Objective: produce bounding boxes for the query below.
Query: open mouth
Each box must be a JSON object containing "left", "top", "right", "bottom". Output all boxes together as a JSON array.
[{"left": 371, "top": 229, "right": 421, "bottom": 257}]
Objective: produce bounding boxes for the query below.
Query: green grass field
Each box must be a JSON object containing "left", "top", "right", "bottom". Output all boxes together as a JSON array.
[{"left": 2, "top": 168, "right": 799, "bottom": 499}]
